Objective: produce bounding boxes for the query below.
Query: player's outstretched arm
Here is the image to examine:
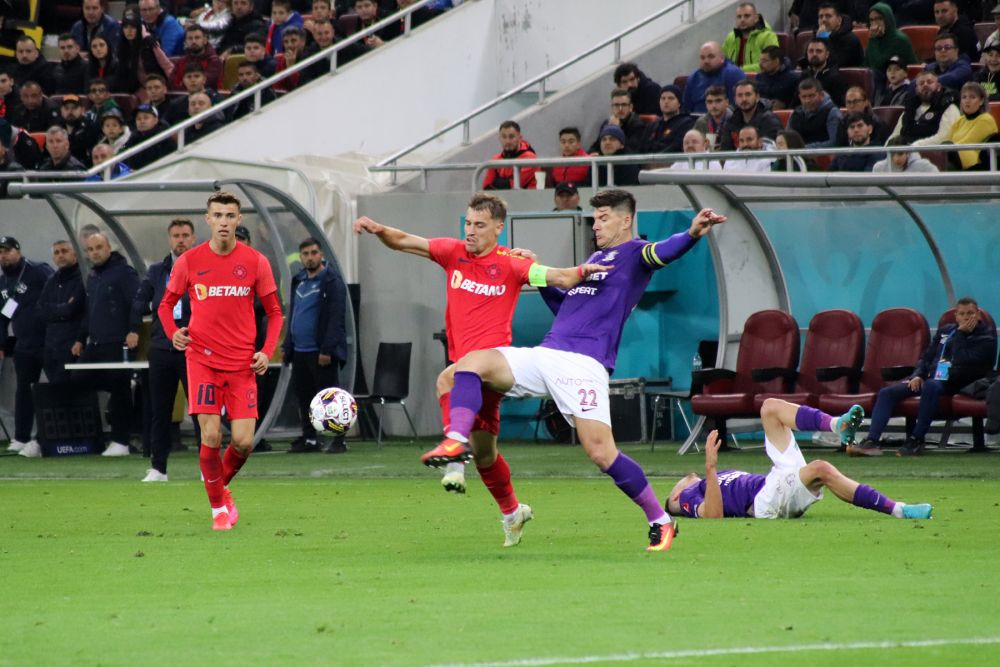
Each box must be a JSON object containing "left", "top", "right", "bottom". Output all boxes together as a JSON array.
[
  {"left": 700, "top": 430, "right": 724, "bottom": 519},
  {"left": 353, "top": 216, "right": 431, "bottom": 258},
  {"left": 689, "top": 208, "right": 727, "bottom": 239},
  {"left": 538, "top": 263, "right": 611, "bottom": 290}
]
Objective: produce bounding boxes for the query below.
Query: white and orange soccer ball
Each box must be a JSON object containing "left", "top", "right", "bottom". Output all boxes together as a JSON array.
[{"left": 309, "top": 387, "right": 358, "bottom": 434}]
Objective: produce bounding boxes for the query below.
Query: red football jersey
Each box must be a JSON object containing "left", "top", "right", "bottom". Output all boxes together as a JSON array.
[
  {"left": 427, "top": 238, "right": 533, "bottom": 361},
  {"left": 166, "top": 241, "right": 278, "bottom": 371}
]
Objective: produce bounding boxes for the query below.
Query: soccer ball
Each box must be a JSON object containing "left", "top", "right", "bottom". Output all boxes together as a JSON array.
[{"left": 309, "top": 387, "right": 358, "bottom": 434}]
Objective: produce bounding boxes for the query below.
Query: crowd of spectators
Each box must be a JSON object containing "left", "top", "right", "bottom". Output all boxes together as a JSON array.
[
  {"left": 477, "top": 0, "right": 1000, "bottom": 190},
  {"left": 0, "top": 0, "right": 456, "bottom": 183}
]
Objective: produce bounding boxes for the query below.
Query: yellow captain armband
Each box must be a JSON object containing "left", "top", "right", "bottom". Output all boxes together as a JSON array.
[{"left": 528, "top": 263, "right": 551, "bottom": 287}]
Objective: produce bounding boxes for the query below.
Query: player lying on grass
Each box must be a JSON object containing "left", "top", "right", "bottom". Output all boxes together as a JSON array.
[
  {"left": 666, "top": 398, "right": 934, "bottom": 520},
  {"left": 421, "top": 189, "right": 726, "bottom": 552}
]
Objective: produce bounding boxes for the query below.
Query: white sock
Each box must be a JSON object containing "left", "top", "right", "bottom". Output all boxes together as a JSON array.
[
  {"left": 445, "top": 462, "right": 464, "bottom": 474},
  {"left": 502, "top": 506, "right": 522, "bottom": 523},
  {"left": 211, "top": 506, "right": 227, "bottom": 518},
  {"left": 891, "top": 503, "right": 904, "bottom": 518},
  {"left": 445, "top": 431, "right": 468, "bottom": 443},
  {"left": 649, "top": 514, "right": 673, "bottom": 527}
]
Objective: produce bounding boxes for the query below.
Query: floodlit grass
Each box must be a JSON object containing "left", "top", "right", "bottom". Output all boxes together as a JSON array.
[{"left": 1, "top": 441, "right": 998, "bottom": 667}]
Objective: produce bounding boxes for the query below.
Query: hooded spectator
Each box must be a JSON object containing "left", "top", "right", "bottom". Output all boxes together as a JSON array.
[{"left": 864, "top": 3, "right": 918, "bottom": 73}]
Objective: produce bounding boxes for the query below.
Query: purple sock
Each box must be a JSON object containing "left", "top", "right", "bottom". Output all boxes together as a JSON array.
[
  {"left": 447, "top": 371, "right": 483, "bottom": 439},
  {"left": 852, "top": 484, "right": 896, "bottom": 515},
  {"left": 795, "top": 405, "right": 833, "bottom": 432},
  {"left": 603, "top": 453, "right": 666, "bottom": 523}
]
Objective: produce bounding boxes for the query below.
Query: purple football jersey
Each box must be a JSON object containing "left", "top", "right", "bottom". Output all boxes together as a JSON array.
[
  {"left": 677, "top": 470, "right": 766, "bottom": 518},
  {"left": 540, "top": 233, "right": 697, "bottom": 371}
]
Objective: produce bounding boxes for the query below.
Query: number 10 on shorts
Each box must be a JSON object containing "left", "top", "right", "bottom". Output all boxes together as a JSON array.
[{"left": 197, "top": 383, "right": 217, "bottom": 406}]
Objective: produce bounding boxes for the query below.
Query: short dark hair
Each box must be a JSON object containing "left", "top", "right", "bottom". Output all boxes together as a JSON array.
[
  {"left": 185, "top": 24, "right": 205, "bottom": 35},
  {"left": 282, "top": 27, "right": 303, "bottom": 40},
  {"left": 957, "top": 296, "right": 978, "bottom": 307},
  {"left": 15, "top": 34, "right": 36, "bottom": 46},
  {"left": 934, "top": 0, "right": 958, "bottom": 6},
  {"left": 704, "top": 85, "right": 727, "bottom": 99},
  {"left": 777, "top": 129, "right": 806, "bottom": 149},
  {"left": 798, "top": 77, "right": 823, "bottom": 93},
  {"left": 807, "top": 38, "right": 829, "bottom": 51},
  {"left": 299, "top": 237, "right": 322, "bottom": 251},
  {"left": 934, "top": 32, "right": 957, "bottom": 46},
  {"left": 184, "top": 61, "right": 205, "bottom": 74},
  {"left": 734, "top": 79, "right": 758, "bottom": 94},
  {"left": 468, "top": 193, "right": 507, "bottom": 222},
  {"left": 559, "top": 127, "right": 581, "bottom": 140},
  {"left": 237, "top": 61, "right": 259, "bottom": 72},
  {"left": 843, "top": 112, "right": 870, "bottom": 127},
  {"left": 498, "top": 120, "right": 520, "bottom": 132},
  {"left": 589, "top": 188, "right": 636, "bottom": 216},
  {"left": 18, "top": 80, "right": 41, "bottom": 91},
  {"left": 89, "top": 77, "right": 109, "bottom": 90},
  {"left": 313, "top": 0, "right": 332, "bottom": 7},
  {"left": 613, "top": 62, "right": 641, "bottom": 84},
  {"left": 739, "top": 125, "right": 760, "bottom": 139},
  {"left": 245, "top": 33, "right": 266, "bottom": 46},
  {"left": 760, "top": 45, "right": 783, "bottom": 60},
  {"left": 58, "top": 33, "right": 75, "bottom": 42},
  {"left": 273, "top": 0, "right": 291, "bottom": 8},
  {"left": 144, "top": 73, "right": 167, "bottom": 86},
  {"left": 207, "top": 191, "right": 242, "bottom": 210},
  {"left": 846, "top": 85, "right": 868, "bottom": 101},
  {"left": 817, "top": 1, "right": 839, "bottom": 14},
  {"left": 169, "top": 218, "right": 195, "bottom": 233},
  {"left": 611, "top": 87, "right": 631, "bottom": 99}
]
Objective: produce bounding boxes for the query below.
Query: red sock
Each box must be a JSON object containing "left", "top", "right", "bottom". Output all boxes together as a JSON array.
[
  {"left": 438, "top": 392, "right": 450, "bottom": 433},
  {"left": 477, "top": 453, "right": 518, "bottom": 514},
  {"left": 199, "top": 445, "right": 225, "bottom": 509},
  {"left": 222, "top": 445, "right": 248, "bottom": 486}
]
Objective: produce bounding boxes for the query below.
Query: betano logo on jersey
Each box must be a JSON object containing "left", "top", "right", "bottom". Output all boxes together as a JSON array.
[
  {"left": 193, "top": 283, "right": 253, "bottom": 300},
  {"left": 449, "top": 270, "right": 507, "bottom": 296}
]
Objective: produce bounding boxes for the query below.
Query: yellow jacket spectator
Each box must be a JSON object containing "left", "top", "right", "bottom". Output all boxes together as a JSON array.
[
  {"left": 722, "top": 3, "right": 779, "bottom": 73},
  {"left": 949, "top": 82, "right": 998, "bottom": 170}
]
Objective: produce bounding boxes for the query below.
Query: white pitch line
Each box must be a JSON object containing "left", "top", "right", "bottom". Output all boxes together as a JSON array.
[{"left": 416, "top": 636, "right": 1000, "bottom": 667}]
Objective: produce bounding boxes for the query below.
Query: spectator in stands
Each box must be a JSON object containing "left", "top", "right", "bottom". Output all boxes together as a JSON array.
[
  {"left": 589, "top": 88, "right": 648, "bottom": 154},
  {"left": 117, "top": 8, "right": 172, "bottom": 96},
  {"left": 166, "top": 63, "right": 220, "bottom": 124},
  {"left": 723, "top": 125, "right": 773, "bottom": 171},
  {"left": 815, "top": 2, "right": 864, "bottom": 67},
  {"left": 789, "top": 78, "right": 842, "bottom": 147},
  {"left": 926, "top": 32, "right": 972, "bottom": 92},
  {"left": 552, "top": 181, "right": 582, "bottom": 211},
  {"left": 770, "top": 129, "right": 814, "bottom": 171},
  {"left": 595, "top": 124, "right": 641, "bottom": 186},
  {"left": 0, "top": 129, "right": 25, "bottom": 198},
  {"left": 852, "top": 297, "right": 995, "bottom": 457},
  {"left": 836, "top": 86, "right": 889, "bottom": 146},
  {"left": 0, "top": 69, "right": 18, "bottom": 119},
  {"left": 82, "top": 78, "right": 119, "bottom": 145},
  {"left": 144, "top": 74, "right": 172, "bottom": 120},
  {"left": 196, "top": 0, "right": 235, "bottom": 50},
  {"left": 73, "top": 232, "right": 141, "bottom": 457},
  {"left": 39, "top": 125, "right": 86, "bottom": 171},
  {"left": 123, "top": 103, "right": 175, "bottom": 170},
  {"left": 550, "top": 127, "right": 590, "bottom": 187},
  {"left": 273, "top": 27, "right": 306, "bottom": 91},
  {"left": 872, "top": 135, "right": 940, "bottom": 170},
  {"left": 12, "top": 35, "right": 56, "bottom": 95},
  {"left": 0, "top": 235, "right": 52, "bottom": 458},
  {"left": 354, "top": 0, "right": 402, "bottom": 52},
  {"left": 723, "top": 3, "right": 778, "bottom": 73},
  {"left": 864, "top": 4, "right": 918, "bottom": 74},
  {"left": 639, "top": 85, "right": 696, "bottom": 154},
  {"left": 982, "top": 6, "right": 1000, "bottom": 58},
  {"left": 169, "top": 25, "right": 223, "bottom": 91},
  {"left": 243, "top": 33, "right": 277, "bottom": 77},
  {"left": 305, "top": 0, "right": 336, "bottom": 40},
  {"left": 99, "top": 108, "right": 131, "bottom": 154},
  {"left": 482, "top": 120, "right": 538, "bottom": 189},
  {"left": 720, "top": 79, "right": 782, "bottom": 151},
  {"left": 229, "top": 60, "right": 276, "bottom": 119},
  {"left": 59, "top": 95, "right": 93, "bottom": 164},
  {"left": 139, "top": 0, "right": 186, "bottom": 57},
  {"left": 185, "top": 92, "right": 226, "bottom": 142},
  {"left": 37, "top": 240, "right": 85, "bottom": 388},
  {"left": 974, "top": 44, "right": 1000, "bottom": 100},
  {"left": 0, "top": 117, "right": 42, "bottom": 170},
  {"left": 669, "top": 129, "right": 722, "bottom": 170},
  {"left": 10, "top": 81, "right": 60, "bottom": 132},
  {"left": 55, "top": 33, "right": 88, "bottom": 94},
  {"left": 72, "top": 0, "right": 122, "bottom": 54},
  {"left": 876, "top": 56, "right": 912, "bottom": 106},
  {"left": 934, "top": 0, "right": 979, "bottom": 63},
  {"left": 613, "top": 63, "right": 661, "bottom": 116},
  {"left": 267, "top": 0, "right": 305, "bottom": 54},
  {"left": 87, "top": 142, "right": 132, "bottom": 180},
  {"left": 219, "top": 0, "right": 268, "bottom": 56},
  {"left": 301, "top": 19, "right": 346, "bottom": 82},
  {"left": 693, "top": 85, "right": 733, "bottom": 151},
  {"left": 682, "top": 41, "right": 744, "bottom": 113},
  {"left": 947, "top": 81, "right": 998, "bottom": 170},
  {"left": 829, "top": 113, "right": 884, "bottom": 170},
  {"left": 889, "top": 70, "right": 960, "bottom": 145},
  {"left": 756, "top": 46, "right": 800, "bottom": 110},
  {"left": 800, "top": 38, "right": 847, "bottom": 106},
  {"left": 87, "top": 35, "right": 124, "bottom": 93}
]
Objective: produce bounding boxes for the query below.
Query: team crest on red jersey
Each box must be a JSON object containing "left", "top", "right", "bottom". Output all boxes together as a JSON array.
[
  {"left": 485, "top": 264, "right": 501, "bottom": 280},
  {"left": 233, "top": 264, "right": 248, "bottom": 279}
]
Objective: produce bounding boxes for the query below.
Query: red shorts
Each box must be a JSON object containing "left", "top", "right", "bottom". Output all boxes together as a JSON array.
[
  {"left": 440, "top": 389, "right": 502, "bottom": 436},
  {"left": 186, "top": 357, "right": 258, "bottom": 420}
]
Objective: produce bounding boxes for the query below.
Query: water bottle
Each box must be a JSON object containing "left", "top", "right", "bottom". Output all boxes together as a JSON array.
[
  {"left": 122, "top": 344, "right": 129, "bottom": 363},
  {"left": 692, "top": 352, "right": 703, "bottom": 373}
]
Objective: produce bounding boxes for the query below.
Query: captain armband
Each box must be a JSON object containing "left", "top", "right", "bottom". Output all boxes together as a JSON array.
[{"left": 528, "top": 263, "right": 551, "bottom": 287}]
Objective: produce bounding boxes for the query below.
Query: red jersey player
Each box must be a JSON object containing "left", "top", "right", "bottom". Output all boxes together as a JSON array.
[
  {"left": 353, "top": 193, "right": 601, "bottom": 546},
  {"left": 158, "top": 192, "right": 284, "bottom": 531}
]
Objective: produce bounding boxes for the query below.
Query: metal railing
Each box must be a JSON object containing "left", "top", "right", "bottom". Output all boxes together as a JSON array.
[
  {"left": 374, "top": 0, "right": 697, "bottom": 177},
  {"left": 363, "top": 142, "right": 1000, "bottom": 192},
  {"left": 5, "top": 0, "right": 444, "bottom": 183}
]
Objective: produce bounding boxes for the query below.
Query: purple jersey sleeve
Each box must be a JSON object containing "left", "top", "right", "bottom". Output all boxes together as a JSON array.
[
  {"left": 641, "top": 231, "right": 698, "bottom": 268},
  {"left": 677, "top": 470, "right": 767, "bottom": 518}
]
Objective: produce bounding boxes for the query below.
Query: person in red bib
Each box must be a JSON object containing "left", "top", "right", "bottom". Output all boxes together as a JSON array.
[{"left": 158, "top": 191, "right": 284, "bottom": 531}]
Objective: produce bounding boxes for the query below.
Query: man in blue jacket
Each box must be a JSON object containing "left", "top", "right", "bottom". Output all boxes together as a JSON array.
[
  {"left": 138, "top": 0, "right": 185, "bottom": 57},
  {"left": 73, "top": 232, "right": 141, "bottom": 457},
  {"left": 129, "top": 219, "right": 198, "bottom": 481},
  {"left": 681, "top": 41, "right": 745, "bottom": 113},
  {"left": 71, "top": 0, "right": 122, "bottom": 53},
  {"left": 282, "top": 237, "right": 348, "bottom": 454},
  {"left": 38, "top": 240, "right": 85, "bottom": 389},
  {"left": 0, "top": 236, "right": 53, "bottom": 457}
]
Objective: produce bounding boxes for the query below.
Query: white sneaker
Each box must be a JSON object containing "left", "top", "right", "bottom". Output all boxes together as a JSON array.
[
  {"left": 502, "top": 503, "right": 533, "bottom": 547},
  {"left": 7, "top": 439, "right": 27, "bottom": 452},
  {"left": 18, "top": 440, "right": 42, "bottom": 458},
  {"left": 141, "top": 468, "right": 168, "bottom": 482},
  {"left": 102, "top": 442, "right": 131, "bottom": 457},
  {"left": 441, "top": 469, "right": 466, "bottom": 494}
]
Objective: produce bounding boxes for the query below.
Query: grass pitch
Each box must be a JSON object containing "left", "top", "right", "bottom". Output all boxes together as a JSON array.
[{"left": 1, "top": 441, "right": 999, "bottom": 667}]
